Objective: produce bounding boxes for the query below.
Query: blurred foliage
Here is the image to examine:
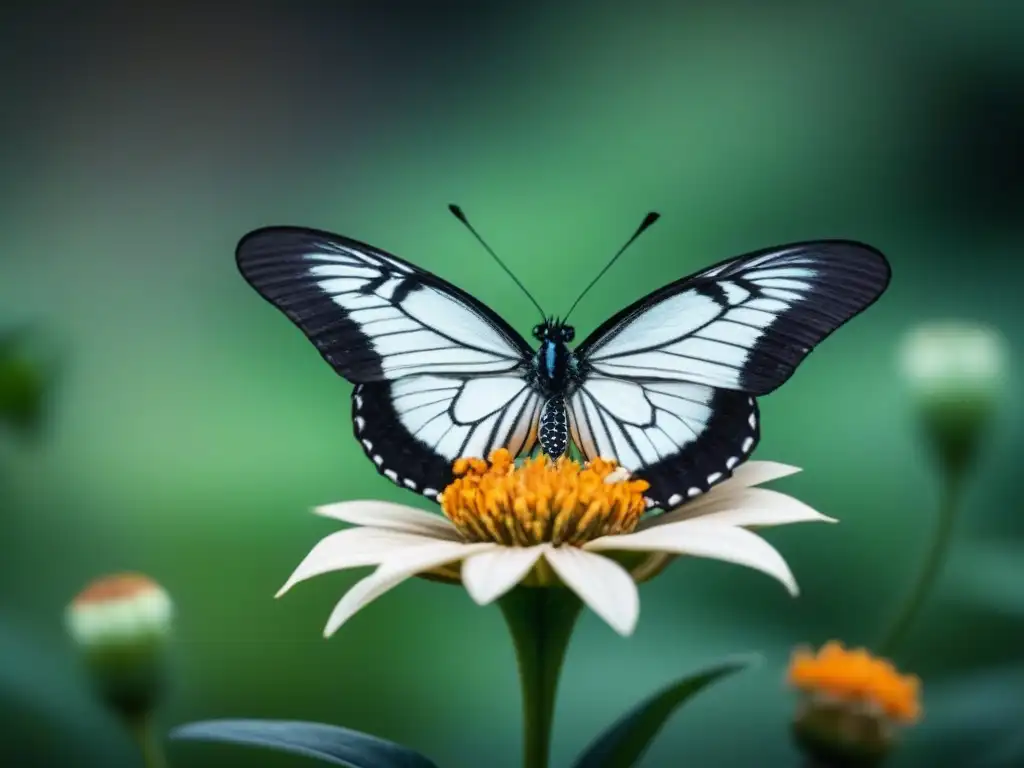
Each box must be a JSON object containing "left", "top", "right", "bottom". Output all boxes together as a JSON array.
[
  {"left": 0, "top": 325, "right": 54, "bottom": 441},
  {"left": 909, "top": 664, "right": 1024, "bottom": 768},
  {"left": 570, "top": 655, "right": 757, "bottom": 768},
  {"left": 949, "top": 541, "right": 1024, "bottom": 620},
  {"left": 1, "top": 2, "right": 1022, "bottom": 767}
]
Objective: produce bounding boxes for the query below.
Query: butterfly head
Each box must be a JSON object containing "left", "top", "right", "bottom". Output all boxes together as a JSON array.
[{"left": 533, "top": 319, "right": 575, "bottom": 344}]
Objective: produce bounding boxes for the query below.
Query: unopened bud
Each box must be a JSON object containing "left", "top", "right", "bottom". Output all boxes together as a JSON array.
[
  {"left": 66, "top": 573, "right": 173, "bottom": 719},
  {"left": 899, "top": 321, "right": 1007, "bottom": 478}
]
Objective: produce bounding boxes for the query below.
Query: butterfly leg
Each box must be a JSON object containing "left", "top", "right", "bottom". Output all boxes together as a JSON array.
[{"left": 538, "top": 397, "right": 569, "bottom": 458}]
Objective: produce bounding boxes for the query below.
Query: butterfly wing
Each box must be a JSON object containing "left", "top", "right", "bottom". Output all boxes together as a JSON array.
[
  {"left": 236, "top": 226, "right": 540, "bottom": 496},
  {"left": 237, "top": 227, "right": 533, "bottom": 380},
  {"left": 569, "top": 240, "right": 890, "bottom": 506},
  {"left": 353, "top": 376, "right": 542, "bottom": 499},
  {"left": 567, "top": 380, "right": 759, "bottom": 508}
]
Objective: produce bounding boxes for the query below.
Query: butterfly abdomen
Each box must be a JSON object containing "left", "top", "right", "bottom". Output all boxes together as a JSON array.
[{"left": 539, "top": 398, "right": 569, "bottom": 457}]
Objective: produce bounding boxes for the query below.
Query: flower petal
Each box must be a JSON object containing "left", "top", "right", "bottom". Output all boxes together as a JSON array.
[
  {"left": 461, "top": 547, "right": 545, "bottom": 605},
  {"left": 276, "top": 528, "right": 439, "bottom": 598},
  {"left": 586, "top": 520, "right": 798, "bottom": 596},
  {"left": 729, "top": 460, "right": 802, "bottom": 488},
  {"left": 641, "top": 487, "right": 835, "bottom": 530},
  {"left": 323, "top": 540, "right": 495, "bottom": 637},
  {"left": 543, "top": 547, "right": 639, "bottom": 637},
  {"left": 314, "top": 501, "right": 460, "bottom": 539}
]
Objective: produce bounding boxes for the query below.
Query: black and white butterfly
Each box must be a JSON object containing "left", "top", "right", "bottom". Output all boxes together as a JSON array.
[{"left": 236, "top": 208, "right": 890, "bottom": 509}]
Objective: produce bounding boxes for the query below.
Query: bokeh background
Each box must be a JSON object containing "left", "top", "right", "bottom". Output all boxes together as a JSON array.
[{"left": 2, "top": 2, "right": 1022, "bottom": 766}]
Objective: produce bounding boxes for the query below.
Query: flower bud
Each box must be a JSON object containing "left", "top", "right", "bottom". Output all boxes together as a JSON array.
[
  {"left": 787, "top": 642, "right": 920, "bottom": 767},
  {"left": 66, "top": 573, "right": 173, "bottom": 719},
  {"left": 899, "top": 321, "right": 1008, "bottom": 478}
]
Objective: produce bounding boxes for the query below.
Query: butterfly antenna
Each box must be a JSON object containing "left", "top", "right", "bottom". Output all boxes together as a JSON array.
[
  {"left": 448, "top": 204, "right": 546, "bottom": 319},
  {"left": 563, "top": 211, "right": 661, "bottom": 321}
]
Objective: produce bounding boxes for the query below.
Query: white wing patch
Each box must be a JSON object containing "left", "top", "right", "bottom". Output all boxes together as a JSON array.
[
  {"left": 568, "top": 378, "right": 718, "bottom": 471},
  {"left": 307, "top": 257, "right": 524, "bottom": 378},
  {"left": 567, "top": 378, "right": 759, "bottom": 504},
  {"left": 588, "top": 291, "right": 723, "bottom": 358},
  {"left": 386, "top": 375, "right": 541, "bottom": 462}
]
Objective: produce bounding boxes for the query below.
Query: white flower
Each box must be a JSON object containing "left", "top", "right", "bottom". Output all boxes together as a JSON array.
[{"left": 278, "top": 451, "right": 833, "bottom": 637}]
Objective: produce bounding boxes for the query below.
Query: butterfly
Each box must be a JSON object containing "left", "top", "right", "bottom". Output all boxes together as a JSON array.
[{"left": 235, "top": 206, "right": 890, "bottom": 509}]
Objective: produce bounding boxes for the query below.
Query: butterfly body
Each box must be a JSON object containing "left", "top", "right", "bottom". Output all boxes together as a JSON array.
[
  {"left": 236, "top": 225, "right": 890, "bottom": 509},
  {"left": 527, "top": 319, "right": 579, "bottom": 457}
]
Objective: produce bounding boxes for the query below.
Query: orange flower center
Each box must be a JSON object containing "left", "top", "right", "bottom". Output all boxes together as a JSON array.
[
  {"left": 787, "top": 641, "right": 921, "bottom": 723},
  {"left": 439, "top": 449, "right": 650, "bottom": 546}
]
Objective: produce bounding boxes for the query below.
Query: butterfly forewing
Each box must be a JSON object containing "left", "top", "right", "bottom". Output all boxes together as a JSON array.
[
  {"left": 576, "top": 240, "right": 890, "bottom": 394},
  {"left": 236, "top": 227, "right": 533, "bottom": 382}
]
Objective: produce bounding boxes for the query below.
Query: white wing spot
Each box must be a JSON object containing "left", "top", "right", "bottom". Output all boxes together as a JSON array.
[
  {"left": 384, "top": 469, "right": 398, "bottom": 482},
  {"left": 354, "top": 394, "right": 363, "bottom": 409},
  {"left": 667, "top": 493, "right": 683, "bottom": 506},
  {"left": 373, "top": 454, "right": 383, "bottom": 466},
  {"left": 423, "top": 488, "right": 438, "bottom": 498},
  {"left": 687, "top": 487, "right": 702, "bottom": 498},
  {"left": 742, "top": 436, "right": 754, "bottom": 453},
  {"left": 707, "top": 471, "right": 723, "bottom": 485},
  {"left": 403, "top": 479, "right": 417, "bottom": 489},
  {"left": 726, "top": 456, "right": 739, "bottom": 469},
  {"left": 355, "top": 416, "right": 365, "bottom": 432},
  {"left": 721, "top": 281, "right": 750, "bottom": 305},
  {"left": 361, "top": 439, "right": 373, "bottom": 451},
  {"left": 748, "top": 412, "right": 757, "bottom": 429}
]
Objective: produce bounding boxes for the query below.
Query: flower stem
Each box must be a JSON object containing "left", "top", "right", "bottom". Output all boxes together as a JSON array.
[
  {"left": 877, "top": 474, "right": 962, "bottom": 656},
  {"left": 498, "top": 586, "right": 584, "bottom": 768},
  {"left": 127, "top": 713, "right": 168, "bottom": 768}
]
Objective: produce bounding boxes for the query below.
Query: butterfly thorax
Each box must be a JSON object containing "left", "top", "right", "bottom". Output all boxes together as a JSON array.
[
  {"left": 532, "top": 320, "right": 577, "bottom": 457},
  {"left": 530, "top": 319, "right": 578, "bottom": 396}
]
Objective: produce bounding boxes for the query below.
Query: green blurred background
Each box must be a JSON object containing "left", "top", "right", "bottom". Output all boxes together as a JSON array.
[{"left": 2, "top": 2, "right": 1022, "bottom": 766}]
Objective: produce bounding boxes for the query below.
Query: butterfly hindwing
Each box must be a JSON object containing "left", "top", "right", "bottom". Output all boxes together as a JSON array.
[
  {"left": 353, "top": 375, "right": 542, "bottom": 495},
  {"left": 567, "top": 379, "right": 759, "bottom": 507},
  {"left": 236, "top": 227, "right": 533, "bottom": 382}
]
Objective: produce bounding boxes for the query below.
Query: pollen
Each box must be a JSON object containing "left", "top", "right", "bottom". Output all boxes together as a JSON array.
[
  {"left": 439, "top": 449, "right": 650, "bottom": 546},
  {"left": 787, "top": 641, "right": 921, "bottom": 724}
]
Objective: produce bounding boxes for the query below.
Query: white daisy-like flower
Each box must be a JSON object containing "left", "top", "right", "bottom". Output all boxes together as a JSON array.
[{"left": 278, "top": 450, "right": 834, "bottom": 637}]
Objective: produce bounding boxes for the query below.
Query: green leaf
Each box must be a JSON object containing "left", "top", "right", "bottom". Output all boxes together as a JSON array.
[
  {"left": 170, "top": 719, "right": 441, "bottom": 768},
  {"left": 570, "top": 654, "right": 759, "bottom": 768}
]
